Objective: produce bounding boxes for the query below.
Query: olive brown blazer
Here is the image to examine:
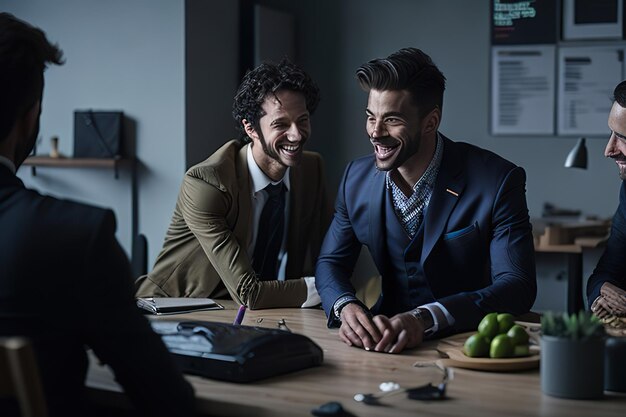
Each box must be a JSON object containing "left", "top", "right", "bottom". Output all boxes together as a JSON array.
[{"left": 135, "top": 140, "right": 331, "bottom": 309}]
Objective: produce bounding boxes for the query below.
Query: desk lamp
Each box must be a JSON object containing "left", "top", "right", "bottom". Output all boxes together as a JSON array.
[{"left": 564, "top": 137, "right": 587, "bottom": 169}]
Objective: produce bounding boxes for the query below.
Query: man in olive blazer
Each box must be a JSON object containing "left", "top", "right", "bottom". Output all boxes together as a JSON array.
[
  {"left": 136, "top": 60, "right": 331, "bottom": 309},
  {"left": 136, "top": 139, "right": 330, "bottom": 308}
]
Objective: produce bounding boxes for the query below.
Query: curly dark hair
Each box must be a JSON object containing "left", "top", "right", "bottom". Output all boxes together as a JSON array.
[
  {"left": 0, "top": 13, "right": 64, "bottom": 142},
  {"left": 356, "top": 47, "right": 445, "bottom": 119},
  {"left": 232, "top": 58, "right": 320, "bottom": 141}
]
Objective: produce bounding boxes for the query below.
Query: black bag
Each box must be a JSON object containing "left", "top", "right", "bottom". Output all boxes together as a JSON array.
[
  {"left": 152, "top": 320, "right": 323, "bottom": 382},
  {"left": 73, "top": 110, "right": 123, "bottom": 158}
]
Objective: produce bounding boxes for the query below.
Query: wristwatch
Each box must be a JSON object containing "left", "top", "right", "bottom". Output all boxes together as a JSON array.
[{"left": 410, "top": 308, "right": 435, "bottom": 335}]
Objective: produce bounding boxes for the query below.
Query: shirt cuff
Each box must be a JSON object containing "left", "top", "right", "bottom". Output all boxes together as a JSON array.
[
  {"left": 420, "top": 302, "right": 455, "bottom": 335},
  {"left": 301, "top": 277, "right": 321, "bottom": 308}
]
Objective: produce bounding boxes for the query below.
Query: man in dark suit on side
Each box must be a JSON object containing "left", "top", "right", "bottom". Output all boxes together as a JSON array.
[
  {"left": 0, "top": 13, "right": 195, "bottom": 417},
  {"left": 316, "top": 48, "right": 537, "bottom": 353},
  {"left": 587, "top": 80, "right": 626, "bottom": 333}
]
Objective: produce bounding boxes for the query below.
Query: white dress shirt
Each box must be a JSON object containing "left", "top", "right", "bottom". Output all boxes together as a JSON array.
[{"left": 246, "top": 145, "right": 320, "bottom": 307}]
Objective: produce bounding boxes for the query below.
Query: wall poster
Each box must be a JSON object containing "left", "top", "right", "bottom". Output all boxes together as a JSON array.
[
  {"left": 491, "top": 45, "right": 556, "bottom": 135},
  {"left": 557, "top": 46, "right": 625, "bottom": 135}
]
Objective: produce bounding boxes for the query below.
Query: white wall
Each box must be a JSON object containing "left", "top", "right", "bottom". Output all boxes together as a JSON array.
[{"left": 3, "top": 0, "right": 186, "bottom": 267}]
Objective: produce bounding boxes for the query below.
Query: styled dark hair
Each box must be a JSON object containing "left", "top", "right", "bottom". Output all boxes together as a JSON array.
[
  {"left": 356, "top": 47, "right": 446, "bottom": 118},
  {"left": 232, "top": 58, "right": 320, "bottom": 140},
  {"left": 0, "top": 13, "right": 64, "bottom": 142},
  {"left": 613, "top": 80, "right": 626, "bottom": 108}
]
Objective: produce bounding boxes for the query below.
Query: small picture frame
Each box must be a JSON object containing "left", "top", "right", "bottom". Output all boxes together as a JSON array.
[{"left": 562, "top": 0, "right": 623, "bottom": 40}]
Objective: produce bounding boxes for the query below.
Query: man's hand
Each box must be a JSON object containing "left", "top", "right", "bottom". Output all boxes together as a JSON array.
[
  {"left": 592, "top": 282, "right": 626, "bottom": 318},
  {"left": 372, "top": 312, "right": 425, "bottom": 354},
  {"left": 338, "top": 303, "right": 382, "bottom": 350}
]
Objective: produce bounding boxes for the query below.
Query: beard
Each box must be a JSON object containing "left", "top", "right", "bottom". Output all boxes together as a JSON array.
[{"left": 258, "top": 131, "right": 285, "bottom": 167}]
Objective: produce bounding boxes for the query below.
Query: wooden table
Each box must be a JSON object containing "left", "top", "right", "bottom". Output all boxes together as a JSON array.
[{"left": 86, "top": 302, "right": 626, "bottom": 416}]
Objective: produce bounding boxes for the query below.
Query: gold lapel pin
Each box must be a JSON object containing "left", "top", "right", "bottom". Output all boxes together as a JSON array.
[{"left": 445, "top": 188, "right": 459, "bottom": 197}]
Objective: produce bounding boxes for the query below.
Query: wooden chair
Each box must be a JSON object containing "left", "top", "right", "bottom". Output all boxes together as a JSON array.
[{"left": 0, "top": 337, "right": 47, "bottom": 417}]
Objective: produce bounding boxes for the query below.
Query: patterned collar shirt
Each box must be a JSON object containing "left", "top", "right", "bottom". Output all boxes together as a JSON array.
[{"left": 386, "top": 134, "right": 444, "bottom": 238}]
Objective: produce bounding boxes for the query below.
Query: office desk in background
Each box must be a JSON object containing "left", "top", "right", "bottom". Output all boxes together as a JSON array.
[
  {"left": 86, "top": 301, "right": 626, "bottom": 417},
  {"left": 534, "top": 219, "right": 609, "bottom": 314}
]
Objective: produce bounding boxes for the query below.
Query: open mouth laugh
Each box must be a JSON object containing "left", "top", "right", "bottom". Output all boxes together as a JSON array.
[{"left": 372, "top": 142, "right": 400, "bottom": 161}]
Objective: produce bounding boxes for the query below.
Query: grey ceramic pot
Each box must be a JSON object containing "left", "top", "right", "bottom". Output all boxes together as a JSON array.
[
  {"left": 540, "top": 335, "right": 605, "bottom": 399},
  {"left": 605, "top": 337, "right": 626, "bottom": 392}
]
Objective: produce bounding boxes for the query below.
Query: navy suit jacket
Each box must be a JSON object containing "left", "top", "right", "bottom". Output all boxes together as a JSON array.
[
  {"left": 0, "top": 165, "right": 194, "bottom": 417},
  {"left": 587, "top": 181, "right": 626, "bottom": 306},
  {"left": 316, "top": 136, "right": 537, "bottom": 331}
]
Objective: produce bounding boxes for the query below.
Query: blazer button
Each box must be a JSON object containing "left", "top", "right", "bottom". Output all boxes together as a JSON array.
[{"left": 407, "top": 267, "right": 417, "bottom": 276}]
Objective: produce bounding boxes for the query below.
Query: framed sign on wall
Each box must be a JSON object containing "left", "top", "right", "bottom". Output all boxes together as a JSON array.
[{"left": 562, "top": 0, "right": 623, "bottom": 41}]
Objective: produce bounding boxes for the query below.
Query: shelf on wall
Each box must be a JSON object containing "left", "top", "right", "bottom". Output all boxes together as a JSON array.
[{"left": 23, "top": 156, "right": 125, "bottom": 178}]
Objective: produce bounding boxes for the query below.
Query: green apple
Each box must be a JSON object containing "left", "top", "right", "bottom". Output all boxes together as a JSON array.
[
  {"left": 489, "top": 334, "right": 514, "bottom": 358},
  {"left": 478, "top": 312, "right": 499, "bottom": 341},
  {"left": 507, "top": 324, "right": 530, "bottom": 346},
  {"left": 464, "top": 333, "right": 490, "bottom": 358},
  {"left": 497, "top": 313, "right": 515, "bottom": 334}
]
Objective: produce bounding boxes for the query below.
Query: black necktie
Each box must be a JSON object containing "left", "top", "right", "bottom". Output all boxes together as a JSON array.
[{"left": 252, "top": 182, "right": 285, "bottom": 280}]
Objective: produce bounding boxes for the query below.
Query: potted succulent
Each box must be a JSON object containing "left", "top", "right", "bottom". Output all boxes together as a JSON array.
[{"left": 540, "top": 311, "right": 606, "bottom": 399}]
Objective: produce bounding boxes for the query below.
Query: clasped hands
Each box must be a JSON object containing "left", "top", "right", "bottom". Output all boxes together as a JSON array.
[
  {"left": 591, "top": 282, "right": 626, "bottom": 336},
  {"left": 591, "top": 282, "right": 626, "bottom": 319},
  {"left": 338, "top": 303, "right": 425, "bottom": 354}
]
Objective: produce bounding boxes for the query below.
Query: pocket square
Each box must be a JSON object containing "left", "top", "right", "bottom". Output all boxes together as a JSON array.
[{"left": 443, "top": 222, "right": 478, "bottom": 241}]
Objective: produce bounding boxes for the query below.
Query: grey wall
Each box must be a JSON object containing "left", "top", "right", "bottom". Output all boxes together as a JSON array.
[
  {"left": 4, "top": 0, "right": 187, "bottom": 269},
  {"left": 185, "top": 0, "right": 240, "bottom": 168}
]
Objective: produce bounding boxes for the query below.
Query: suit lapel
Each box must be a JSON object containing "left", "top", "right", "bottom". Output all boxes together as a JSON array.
[
  {"left": 369, "top": 170, "right": 389, "bottom": 270},
  {"left": 421, "top": 136, "right": 466, "bottom": 262},
  {"left": 234, "top": 144, "right": 253, "bottom": 247}
]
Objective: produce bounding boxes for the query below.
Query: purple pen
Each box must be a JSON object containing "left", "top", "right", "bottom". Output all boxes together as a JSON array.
[{"left": 233, "top": 305, "right": 246, "bottom": 325}]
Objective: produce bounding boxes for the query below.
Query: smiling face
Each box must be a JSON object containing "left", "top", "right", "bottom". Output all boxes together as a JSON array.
[
  {"left": 366, "top": 89, "right": 441, "bottom": 187},
  {"left": 606, "top": 101, "right": 626, "bottom": 180},
  {"left": 244, "top": 89, "right": 311, "bottom": 181},
  {"left": 367, "top": 89, "right": 432, "bottom": 172}
]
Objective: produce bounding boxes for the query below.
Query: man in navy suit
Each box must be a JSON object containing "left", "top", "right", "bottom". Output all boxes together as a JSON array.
[
  {"left": 587, "top": 80, "right": 626, "bottom": 320},
  {"left": 316, "top": 48, "right": 536, "bottom": 353},
  {"left": 0, "top": 13, "right": 194, "bottom": 416}
]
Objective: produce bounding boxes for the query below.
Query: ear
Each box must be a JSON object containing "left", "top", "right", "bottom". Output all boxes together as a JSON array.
[
  {"left": 242, "top": 119, "right": 259, "bottom": 142},
  {"left": 421, "top": 107, "right": 441, "bottom": 135}
]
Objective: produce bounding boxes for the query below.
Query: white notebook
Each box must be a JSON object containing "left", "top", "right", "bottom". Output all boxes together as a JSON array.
[{"left": 136, "top": 297, "right": 223, "bottom": 315}]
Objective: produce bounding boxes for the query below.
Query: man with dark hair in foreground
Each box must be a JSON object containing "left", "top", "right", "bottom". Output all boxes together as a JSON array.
[{"left": 0, "top": 12, "right": 195, "bottom": 416}]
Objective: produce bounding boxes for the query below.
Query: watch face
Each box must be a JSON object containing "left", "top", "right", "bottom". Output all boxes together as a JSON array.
[{"left": 413, "top": 308, "right": 434, "bottom": 332}]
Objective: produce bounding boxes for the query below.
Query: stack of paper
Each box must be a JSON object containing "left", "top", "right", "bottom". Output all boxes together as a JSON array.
[{"left": 136, "top": 297, "right": 223, "bottom": 315}]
